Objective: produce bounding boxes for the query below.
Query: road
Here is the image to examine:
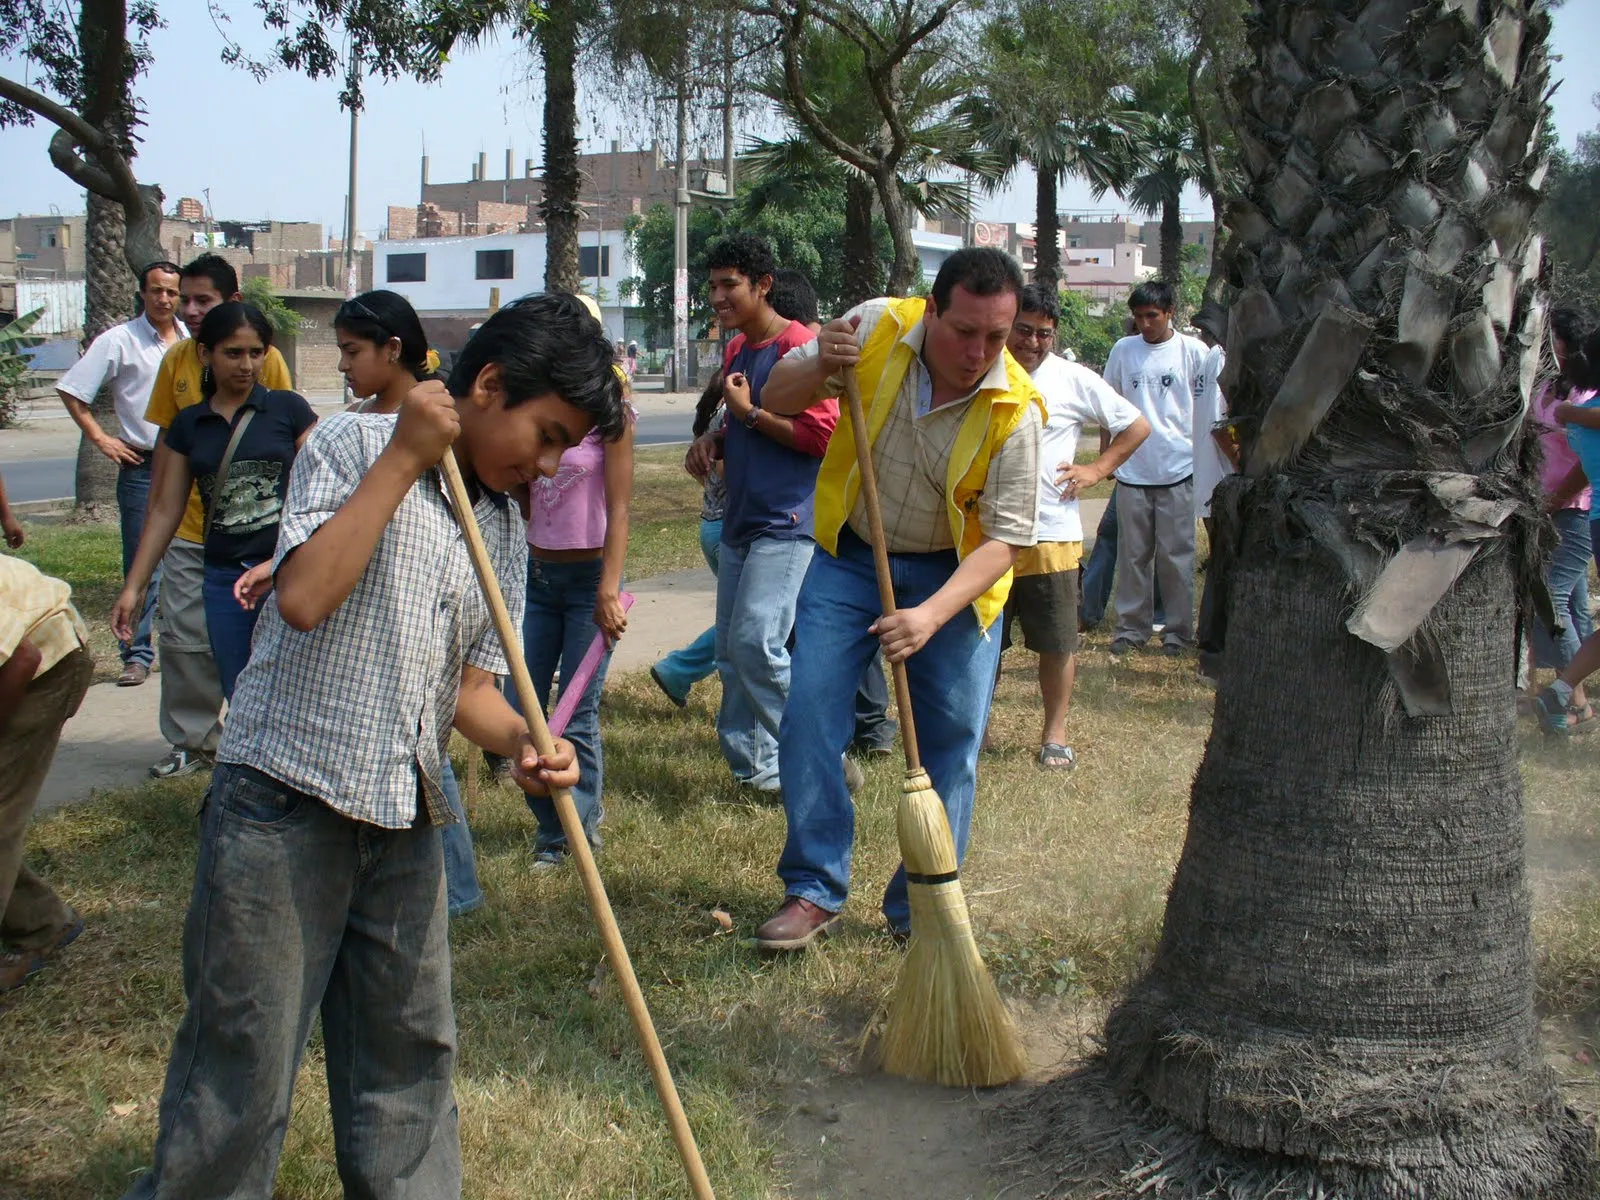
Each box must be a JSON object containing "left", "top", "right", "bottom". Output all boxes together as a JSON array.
[{"left": 3, "top": 410, "right": 697, "bottom": 504}]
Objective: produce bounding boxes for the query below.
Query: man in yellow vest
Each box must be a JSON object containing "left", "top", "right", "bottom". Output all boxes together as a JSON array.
[{"left": 754, "top": 248, "right": 1044, "bottom": 949}]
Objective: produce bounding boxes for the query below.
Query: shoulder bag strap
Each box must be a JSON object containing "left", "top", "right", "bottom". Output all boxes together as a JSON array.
[{"left": 204, "top": 407, "right": 257, "bottom": 543}]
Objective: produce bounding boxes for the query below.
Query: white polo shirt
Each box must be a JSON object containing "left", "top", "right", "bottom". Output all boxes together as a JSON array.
[
  {"left": 57, "top": 313, "right": 181, "bottom": 451},
  {"left": 1103, "top": 331, "right": 1210, "bottom": 486},
  {"left": 1192, "top": 344, "right": 1234, "bottom": 519},
  {"left": 1030, "top": 353, "right": 1141, "bottom": 543}
]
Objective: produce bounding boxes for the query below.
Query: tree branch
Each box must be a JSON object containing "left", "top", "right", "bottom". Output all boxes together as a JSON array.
[
  {"left": 777, "top": 10, "right": 877, "bottom": 174},
  {"left": 0, "top": 72, "right": 114, "bottom": 158},
  {"left": 48, "top": 128, "right": 118, "bottom": 195},
  {"left": 82, "top": 0, "right": 132, "bottom": 129}
]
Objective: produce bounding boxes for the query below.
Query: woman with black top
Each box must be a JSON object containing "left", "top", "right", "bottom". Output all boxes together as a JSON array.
[{"left": 112, "top": 303, "right": 317, "bottom": 700}]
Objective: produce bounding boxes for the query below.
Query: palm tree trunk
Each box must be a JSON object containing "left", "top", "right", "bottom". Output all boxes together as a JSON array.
[
  {"left": 842, "top": 175, "right": 881, "bottom": 306},
  {"left": 74, "top": 188, "right": 132, "bottom": 517},
  {"left": 1160, "top": 195, "right": 1182, "bottom": 286},
  {"left": 538, "top": 1, "right": 581, "bottom": 295},
  {"left": 1022, "top": 0, "right": 1597, "bottom": 1192},
  {"left": 874, "top": 165, "right": 920, "bottom": 298},
  {"left": 1032, "top": 167, "right": 1060, "bottom": 292}
]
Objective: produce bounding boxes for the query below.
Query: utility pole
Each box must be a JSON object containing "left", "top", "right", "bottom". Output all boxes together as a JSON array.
[
  {"left": 721, "top": 13, "right": 736, "bottom": 199},
  {"left": 672, "top": 71, "right": 690, "bottom": 393},
  {"left": 344, "top": 99, "right": 360, "bottom": 299}
]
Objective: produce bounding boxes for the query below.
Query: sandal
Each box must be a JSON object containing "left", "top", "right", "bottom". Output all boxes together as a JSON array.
[{"left": 1037, "top": 743, "right": 1076, "bottom": 771}]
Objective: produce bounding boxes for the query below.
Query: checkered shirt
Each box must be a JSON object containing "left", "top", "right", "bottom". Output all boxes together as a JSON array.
[
  {"left": 786, "top": 299, "right": 1040, "bottom": 553},
  {"left": 217, "top": 412, "right": 527, "bottom": 828}
]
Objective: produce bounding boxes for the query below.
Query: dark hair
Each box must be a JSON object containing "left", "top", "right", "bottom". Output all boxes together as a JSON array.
[
  {"left": 139, "top": 260, "right": 181, "bottom": 290},
  {"left": 447, "top": 293, "right": 626, "bottom": 440},
  {"left": 1128, "top": 280, "right": 1177, "bottom": 312},
  {"left": 705, "top": 232, "right": 777, "bottom": 290},
  {"left": 182, "top": 253, "right": 239, "bottom": 299},
  {"left": 693, "top": 369, "right": 724, "bottom": 438},
  {"left": 770, "top": 268, "right": 819, "bottom": 327},
  {"left": 1572, "top": 327, "right": 1600, "bottom": 394},
  {"left": 337, "top": 289, "right": 433, "bottom": 380},
  {"left": 196, "top": 302, "right": 274, "bottom": 399},
  {"left": 929, "top": 247, "right": 1023, "bottom": 313},
  {"left": 1017, "top": 283, "right": 1059, "bottom": 324}
]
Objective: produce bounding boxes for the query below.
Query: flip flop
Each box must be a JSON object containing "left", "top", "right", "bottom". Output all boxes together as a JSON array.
[{"left": 1037, "top": 743, "right": 1077, "bottom": 771}]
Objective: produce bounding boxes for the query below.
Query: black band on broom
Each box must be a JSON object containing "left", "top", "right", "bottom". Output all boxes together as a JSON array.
[
  {"left": 438, "top": 447, "right": 717, "bottom": 1200},
  {"left": 838, "top": 365, "right": 1027, "bottom": 1089}
]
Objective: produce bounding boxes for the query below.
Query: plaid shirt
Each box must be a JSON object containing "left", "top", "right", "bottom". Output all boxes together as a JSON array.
[
  {"left": 217, "top": 413, "right": 527, "bottom": 828},
  {"left": 785, "top": 300, "right": 1040, "bottom": 553}
]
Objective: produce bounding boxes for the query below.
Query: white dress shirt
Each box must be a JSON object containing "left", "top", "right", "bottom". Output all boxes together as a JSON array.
[{"left": 57, "top": 312, "right": 181, "bottom": 451}]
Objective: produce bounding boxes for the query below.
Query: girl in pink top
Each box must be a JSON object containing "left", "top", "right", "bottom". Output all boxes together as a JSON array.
[
  {"left": 1529, "top": 308, "right": 1596, "bottom": 728},
  {"left": 516, "top": 378, "right": 636, "bottom": 865}
]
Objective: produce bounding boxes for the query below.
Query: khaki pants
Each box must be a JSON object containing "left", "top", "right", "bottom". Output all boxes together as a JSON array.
[
  {"left": 1112, "top": 478, "right": 1196, "bottom": 646},
  {"left": 155, "top": 539, "right": 224, "bottom": 753},
  {"left": 1, "top": 646, "right": 92, "bottom": 950}
]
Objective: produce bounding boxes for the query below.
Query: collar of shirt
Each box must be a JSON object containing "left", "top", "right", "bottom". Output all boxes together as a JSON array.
[
  {"left": 132, "top": 311, "right": 181, "bottom": 347},
  {"left": 900, "top": 320, "right": 1009, "bottom": 419},
  {"left": 193, "top": 383, "right": 272, "bottom": 424}
]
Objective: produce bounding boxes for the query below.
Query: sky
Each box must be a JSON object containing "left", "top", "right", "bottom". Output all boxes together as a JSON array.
[{"left": 1, "top": 3, "right": 1596, "bottom": 245}]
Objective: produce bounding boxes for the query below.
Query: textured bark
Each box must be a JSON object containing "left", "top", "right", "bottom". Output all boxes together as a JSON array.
[
  {"left": 1018, "top": 0, "right": 1598, "bottom": 1193},
  {"left": 842, "top": 175, "right": 882, "bottom": 306},
  {"left": 876, "top": 161, "right": 920, "bottom": 298},
  {"left": 1033, "top": 168, "right": 1061, "bottom": 292},
  {"left": 75, "top": 190, "right": 133, "bottom": 516},
  {"left": 1159, "top": 195, "right": 1183, "bottom": 285},
  {"left": 538, "top": 1, "right": 582, "bottom": 295}
]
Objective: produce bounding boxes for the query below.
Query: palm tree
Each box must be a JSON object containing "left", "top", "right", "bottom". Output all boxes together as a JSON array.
[
  {"left": 1123, "top": 55, "right": 1208, "bottom": 286},
  {"left": 1024, "top": 0, "right": 1597, "bottom": 1193}
]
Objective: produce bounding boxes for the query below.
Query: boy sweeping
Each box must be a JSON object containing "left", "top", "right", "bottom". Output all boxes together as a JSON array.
[{"left": 122, "top": 295, "right": 626, "bottom": 1199}]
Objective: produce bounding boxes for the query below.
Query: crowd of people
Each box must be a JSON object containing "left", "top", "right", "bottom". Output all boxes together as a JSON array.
[{"left": 18, "top": 230, "right": 1600, "bottom": 1193}]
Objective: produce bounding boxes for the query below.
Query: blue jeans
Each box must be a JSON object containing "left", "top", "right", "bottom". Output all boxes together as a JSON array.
[
  {"left": 1533, "top": 508, "right": 1594, "bottom": 670},
  {"left": 715, "top": 534, "right": 815, "bottom": 791},
  {"left": 1080, "top": 488, "right": 1163, "bottom": 628},
  {"left": 853, "top": 651, "right": 897, "bottom": 750},
  {"left": 439, "top": 759, "right": 483, "bottom": 917},
  {"left": 122, "top": 763, "right": 460, "bottom": 1199},
  {"left": 777, "top": 530, "right": 1002, "bottom": 930},
  {"left": 117, "top": 459, "right": 160, "bottom": 667},
  {"left": 651, "top": 518, "right": 722, "bottom": 701},
  {"left": 516, "top": 556, "right": 612, "bottom": 852},
  {"left": 200, "top": 561, "right": 261, "bottom": 702}
]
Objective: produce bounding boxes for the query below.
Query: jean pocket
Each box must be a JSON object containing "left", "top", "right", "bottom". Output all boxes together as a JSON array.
[{"left": 220, "top": 769, "right": 310, "bottom": 827}]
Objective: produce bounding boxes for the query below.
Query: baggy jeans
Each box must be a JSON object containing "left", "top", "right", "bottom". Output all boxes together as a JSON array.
[{"left": 117, "top": 458, "right": 160, "bottom": 668}]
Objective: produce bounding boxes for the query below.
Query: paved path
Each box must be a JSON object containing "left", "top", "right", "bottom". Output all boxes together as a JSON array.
[{"left": 37, "top": 496, "right": 1109, "bottom": 813}]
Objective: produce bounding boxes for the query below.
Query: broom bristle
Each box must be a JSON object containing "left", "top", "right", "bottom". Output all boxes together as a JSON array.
[{"left": 880, "top": 770, "right": 1027, "bottom": 1087}]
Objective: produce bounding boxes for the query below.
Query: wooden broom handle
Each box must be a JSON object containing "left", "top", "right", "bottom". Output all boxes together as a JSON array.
[
  {"left": 439, "top": 449, "right": 716, "bottom": 1200},
  {"left": 840, "top": 366, "right": 922, "bottom": 774}
]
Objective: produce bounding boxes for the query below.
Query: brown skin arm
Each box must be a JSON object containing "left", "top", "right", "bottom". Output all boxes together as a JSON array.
[
  {"left": 0, "top": 640, "right": 42, "bottom": 733},
  {"left": 721, "top": 372, "right": 808, "bottom": 451},
  {"left": 594, "top": 421, "right": 635, "bottom": 643},
  {"left": 871, "top": 538, "right": 1019, "bottom": 663},
  {"left": 1057, "top": 416, "right": 1151, "bottom": 493},
  {"left": 762, "top": 315, "right": 859, "bottom": 416},
  {"left": 60, "top": 392, "right": 142, "bottom": 465},
  {"left": 0, "top": 471, "right": 24, "bottom": 548},
  {"left": 454, "top": 665, "right": 579, "bottom": 796},
  {"left": 110, "top": 447, "right": 193, "bottom": 642},
  {"left": 1556, "top": 403, "right": 1600, "bottom": 431}
]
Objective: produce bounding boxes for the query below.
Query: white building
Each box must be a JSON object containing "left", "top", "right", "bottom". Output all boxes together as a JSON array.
[
  {"left": 912, "top": 228, "right": 965, "bottom": 283},
  {"left": 376, "top": 229, "right": 638, "bottom": 343},
  {"left": 1061, "top": 243, "right": 1156, "bottom": 301}
]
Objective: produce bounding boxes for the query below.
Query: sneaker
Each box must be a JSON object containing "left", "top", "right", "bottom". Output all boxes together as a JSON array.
[
  {"left": 531, "top": 847, "right": 569, "bottom": 871},
  {"left": 117, "top": 661, "right": 150, "bottom": 687},
  {"left": 149, "top": 748, "right": 209, "bottom": 779},
  {"left": 754, "top": 896, "right": 841, "bottom": 951},
  {"left": 1536, "top": 686, "right": 1572, "bottom": 737},
  {"left": 843, "top": 755, "right": 865, "bottom": 794},
  {"left": 649, "top": 666, "right": 688, "bottom": 709},
  {"left": 1110, "top": 638, "right": 1138, "bottom": 656},
  {"left": 1163, "top": 642, "right": 1183, "bottom": 658}
]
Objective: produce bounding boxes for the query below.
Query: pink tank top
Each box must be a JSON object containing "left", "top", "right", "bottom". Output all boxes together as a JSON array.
[{"left": 526, "top": 407, "right": 633, "bottom": 550}]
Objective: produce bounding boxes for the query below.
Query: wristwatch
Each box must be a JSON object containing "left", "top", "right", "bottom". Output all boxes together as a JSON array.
[{"left": 743, "top": 407, "right": 760, "bottom": 429}]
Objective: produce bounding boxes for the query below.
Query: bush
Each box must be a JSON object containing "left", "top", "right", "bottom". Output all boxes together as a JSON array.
[{"left": 0, "top": 308, "right": 46, "bottom": 429}]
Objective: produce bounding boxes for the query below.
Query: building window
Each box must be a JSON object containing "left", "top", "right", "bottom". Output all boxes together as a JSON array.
[
  {"left": 579, "top": 245, "right": 612, "bottom": 279},
  {"left": 476, "top": 249, "right": 514, "bottom": 280},
  {"left": 1067, "top": 235, "right": 1083, "bottom": 249},
  {"left": 387, "top": 253, "right": 427, "bottom": 283}
]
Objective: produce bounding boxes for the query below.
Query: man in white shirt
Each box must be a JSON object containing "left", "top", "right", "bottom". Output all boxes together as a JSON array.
[
  {"left": 1191, "top": 321, "right": 1237, "bottom": 682},
  {"left": 1102, "top": 280, "right": 1212, "bottom": 656},
  {"left": 998, "top": 285, "right": 1149, "bottom": 769},
  {"left": 56, "top": 260, "right": 184, "bottom": 686}
]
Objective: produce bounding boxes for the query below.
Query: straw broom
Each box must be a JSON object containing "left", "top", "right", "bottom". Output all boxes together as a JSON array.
[
  {"left": 438, "top": 449, "right": 716, "bottom": 1200},
  {"left": 837, "top": 366, "right": 1026, "bottom": 1089}
]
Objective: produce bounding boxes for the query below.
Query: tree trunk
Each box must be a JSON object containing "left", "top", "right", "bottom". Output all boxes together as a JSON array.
[
  {"left": 842, "top": 174, "right": 881, "bottom": 306},
  {"left": 538, "top": 1, "right": 581, "bottom": 294},
  {"left": 1032, "top": 166, "right": 1061, "bottom": 293},
  {"left": 1028, "top": 0, "right": 1598, "bottom": 1192},
  {"left": 74, "top": 188, "right": 133, "bottom": 517},
  {"left": 875, "top": 166, "right": 920, "bottom": 298},
  {"left": 1202, "top": 190, "right": 1229, "bottom": 310},
  {"left": 1160, "top": 194, "right": 1182, "bottom": 286}
]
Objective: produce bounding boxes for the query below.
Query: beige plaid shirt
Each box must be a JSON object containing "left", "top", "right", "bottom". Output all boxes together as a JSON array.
[
  {"left": 0, "top": 554, "right": 89, "bottom": 678},
  {"left": 786, "top": 300, "right": 1041, "bottom": 553}
]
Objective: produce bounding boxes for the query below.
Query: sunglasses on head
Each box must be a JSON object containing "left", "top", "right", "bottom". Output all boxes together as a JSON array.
[{"left": 339, "top": 298, "right": 389, "bottom": 335}]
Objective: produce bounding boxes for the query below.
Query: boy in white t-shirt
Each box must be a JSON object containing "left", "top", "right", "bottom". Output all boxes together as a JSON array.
[
  {"left": 1191, "top": 323, "right": 1238, "bottom": 681},
  {"left": 996, "top": 285, "right": 1149, "bottom": 768},
  {"left": 1102, "top": 280, "right": 1212, "bottom": 655}
]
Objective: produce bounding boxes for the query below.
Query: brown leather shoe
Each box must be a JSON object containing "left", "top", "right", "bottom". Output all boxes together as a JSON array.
[{"left": 754, "top": 897, "right": 840, "bottom": 951}]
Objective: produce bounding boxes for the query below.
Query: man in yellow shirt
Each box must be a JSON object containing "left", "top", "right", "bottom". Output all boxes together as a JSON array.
[
  {"left": 141, "top": 255, "right": 292, "bottom": 778},
  {"left": 0, "top": 547, "right": 94, "bottom": 993}
]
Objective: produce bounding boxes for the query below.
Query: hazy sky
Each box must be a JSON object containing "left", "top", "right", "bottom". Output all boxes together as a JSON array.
[{"left": 1, "top": 4, "right": 1595, "bottom": 244}]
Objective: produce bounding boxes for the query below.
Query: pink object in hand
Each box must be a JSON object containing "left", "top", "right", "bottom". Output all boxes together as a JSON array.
[{"left": 548, "top": 591, "right": 635, "bottom": 737}]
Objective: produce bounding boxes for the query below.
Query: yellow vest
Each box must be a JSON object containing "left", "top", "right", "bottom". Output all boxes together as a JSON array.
[{"left": 812, "top": 296, "right": 1044, "bottom": 630}]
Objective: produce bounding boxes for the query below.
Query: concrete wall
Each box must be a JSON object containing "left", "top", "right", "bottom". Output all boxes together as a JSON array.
[{"left": 377, "top": 230, "right": 635, "bottom": 312}]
